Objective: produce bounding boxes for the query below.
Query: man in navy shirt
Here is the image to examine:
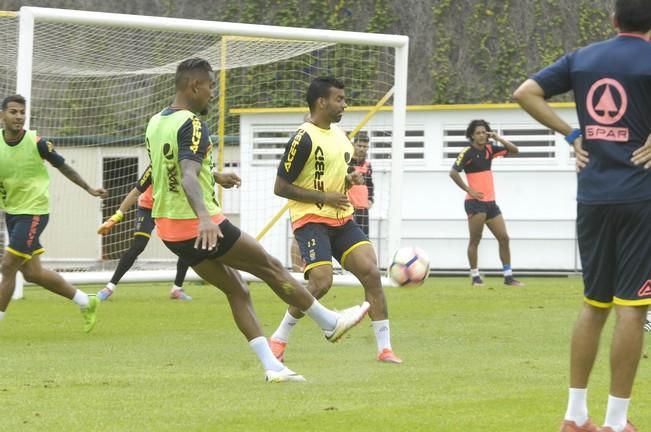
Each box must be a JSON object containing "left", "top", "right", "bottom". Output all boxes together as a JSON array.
[{"left": 514, "top": 1, "right": 651, "bottom": 431}]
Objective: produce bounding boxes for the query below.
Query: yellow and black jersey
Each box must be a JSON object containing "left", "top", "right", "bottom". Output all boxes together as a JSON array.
[{"left": 277, "top": 122, "right": 354, "bottom": 229}]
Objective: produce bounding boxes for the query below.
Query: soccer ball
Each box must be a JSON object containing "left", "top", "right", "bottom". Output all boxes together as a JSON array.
[{"left": 387, "top": 246, "right": 430, "bottom": 287}]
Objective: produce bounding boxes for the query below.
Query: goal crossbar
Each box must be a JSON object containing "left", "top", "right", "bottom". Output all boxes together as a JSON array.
[{"left": 20, "top": 7, "right": 408, "bottom": 47}]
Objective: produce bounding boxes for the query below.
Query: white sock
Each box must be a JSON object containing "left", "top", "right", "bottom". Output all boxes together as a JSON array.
[
  {"left": 73, "top": 289, "right": 89, "bottom": 308},
  {"left": 604, "top": 395, "right": 630, "bottom": 432},
  {"left": 303, "top": 300, "right": 337, "bottom": 332},
  {"left": 106, "top": 282, "right": 116, "bottom": 292},
  {"left": 0, "top": 311, "right": 5, "bottom": 320},
  {"left": 470, "top": 268, "right": 480, "bottom": 278},
  {"left": 271, "top": 311, "right": 301, "bottom": 342},
  {"left": 564, "top": 388, "right": 588, "bottom": 426},
  {"left": 372, "top": 319, "right": 392, "bottom": 351},
  {"left": 647, "top": 309, "right": 651, "bottom": 321},
  {"left": 249, "top": 336, "right": 284, "bottom": 372},
  {"left": 171, "top": 285, "right": 182, "bottom": 291}
]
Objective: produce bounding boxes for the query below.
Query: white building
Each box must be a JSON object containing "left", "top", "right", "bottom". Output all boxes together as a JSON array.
[{"left": 33, "top": 103, "right": 580, "bottom": 274}]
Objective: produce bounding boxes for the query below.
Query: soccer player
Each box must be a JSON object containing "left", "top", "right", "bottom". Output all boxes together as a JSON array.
[
  {"left": 513, "top": 1, "right": 651, "bottom": 430},
  {"left": 96, "top": 166, "right": 191, "bottom": 301},
  {"left": 347, "top": 132, "right": 374, "bottom": 236},
  {"left": 269, "top": 77, "right": 402, "bottom": 364},
  {"left": 0, "top": 94, "right": 107, "bottom": 332},
  {"left": 449, "top": 119, "right": 525, "bottom": 287},
  {"left": 145, "top": 58, "right": 369, "bottom": 382},
  {"left": 96, "top": 166, "right": 241, "bottom": 301}
]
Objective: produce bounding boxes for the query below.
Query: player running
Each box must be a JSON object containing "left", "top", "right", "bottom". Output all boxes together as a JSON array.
[{"left": 0, "top": 94, "right": 107, "bottom": 332}]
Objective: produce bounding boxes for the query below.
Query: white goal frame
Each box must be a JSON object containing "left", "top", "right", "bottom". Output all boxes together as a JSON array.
[{"left": 11, "top": 6, "right": 409, "bottom": 292}]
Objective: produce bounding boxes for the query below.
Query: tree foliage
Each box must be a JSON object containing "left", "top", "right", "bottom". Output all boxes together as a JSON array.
[{"left": 3, "top": 0, "right": 617, "bottom": 107}]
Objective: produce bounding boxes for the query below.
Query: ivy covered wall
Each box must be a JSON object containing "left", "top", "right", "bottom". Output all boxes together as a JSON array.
[
  {"left": 428, "top": 0, "right": 613, "bottom": 103},
  {"left": 217, "top": 0, "right": 615, "bottom": 103},
  {"left": 2, "top": 0, "right": 618, "bottom": 104}
]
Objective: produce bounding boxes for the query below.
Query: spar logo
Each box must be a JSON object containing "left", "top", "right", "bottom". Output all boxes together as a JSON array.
[
  {"left": 585, "top": 78, "right": 629, "bottom": 142},
  {"left": 638, "top": 280, "right": 651, "bottom": 298}
]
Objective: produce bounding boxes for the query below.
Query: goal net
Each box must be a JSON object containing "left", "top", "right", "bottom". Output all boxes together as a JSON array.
[{"left": 5, "top": 7, "right": 408, "bottom": 290}]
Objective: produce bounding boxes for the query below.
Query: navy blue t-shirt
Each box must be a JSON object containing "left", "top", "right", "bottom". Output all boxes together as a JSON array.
[{"left": 532, "top": 34, "right": 651, "bottom": 204}]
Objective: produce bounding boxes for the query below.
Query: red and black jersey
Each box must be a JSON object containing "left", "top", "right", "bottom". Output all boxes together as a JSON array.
[
  {"left": 135, "top": 165, "right": 153, "bottom": 209},
  {"left": 451, "top": 143, "right": 507, "bottom": 202},
  {"left": 347, "top": 156, "right": 374, "bottom": 209}
]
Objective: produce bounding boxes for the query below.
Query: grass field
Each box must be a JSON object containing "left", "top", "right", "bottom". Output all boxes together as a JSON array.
[{"left": 1, "top": 277, "right": 650, "bottom": 431}]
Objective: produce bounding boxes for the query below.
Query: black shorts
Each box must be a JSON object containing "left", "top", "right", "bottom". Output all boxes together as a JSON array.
[
  {"left": 5, "top": 213, "right": 49, "bottom": 259},
  {"left": 353, "top": 208, "right": 369, "bottom": 235},
  {"left": 134, "top": 207, "right": 156, "bottom": 237},
  {"left": 163, "top": 219, "right": 241, "bottom": 267},
  {"left": 294, "top": 220, "right": 370, "bottom": 277},
  {"left": 464, "top": 199, "right": 501, "bottom": 220},
  {"left": 578, "top": 200, "right": 651, "bottom": 307}
]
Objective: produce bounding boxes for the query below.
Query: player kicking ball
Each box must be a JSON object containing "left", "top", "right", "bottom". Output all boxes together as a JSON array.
[{"left": 144, "top": 58, "right": 369, "bottom": 382}]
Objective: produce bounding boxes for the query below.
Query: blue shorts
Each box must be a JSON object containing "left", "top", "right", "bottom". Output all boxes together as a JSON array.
[
  {"left": 464, "top": 199, "right": 501, "bottom": 220},
  {"left": 134, "top": 207, "right": 156, "bottom": 237},
  {"left": 294, "top": 220, "right": 370, "bottom": 277},
  {"left": 5, "top": 213, "right": 49, "bottom": 259},
  {"left": 578, "top": 200, "right": 651, "bottom": 307}
]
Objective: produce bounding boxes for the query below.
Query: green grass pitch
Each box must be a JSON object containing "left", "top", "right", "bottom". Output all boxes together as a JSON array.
[{"left": 1, "top": 277, "right": 649, "bottom": 431}]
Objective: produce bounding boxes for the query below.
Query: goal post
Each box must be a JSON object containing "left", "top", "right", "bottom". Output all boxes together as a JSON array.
[{"left": 7, "top": 6, "right": 408, "bottom": 287}]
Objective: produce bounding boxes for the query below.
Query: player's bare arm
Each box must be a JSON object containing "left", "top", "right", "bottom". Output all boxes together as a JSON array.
[
  {"left": 57, "top": 163, "right": 108, "bottom": 198},
  {"left": 274, "top": 175, "right": 349, "bottom": 210},
  {"left": 97, "top": 187, "right": 140, "bottom": 235},
  {"left": 513, "top": 80, "right": 576, "bottom": 136},
  {"left": 213, "top": 171, "right": 242, "bottom": 188},
  {"left": 513, "top": 79, "right": 589, "bottom": 171},
  {"left": 180, "top": 159, "right": 223, "bottom": 250},
  {"left": 488, "top": 131, "right": 519, "bottom": 155},
  {"left": 449, "top": 169, "right": 484, "bottom": 200},
  {"left": 117, "top": 187, "right": 141, "bottom": 214}
]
